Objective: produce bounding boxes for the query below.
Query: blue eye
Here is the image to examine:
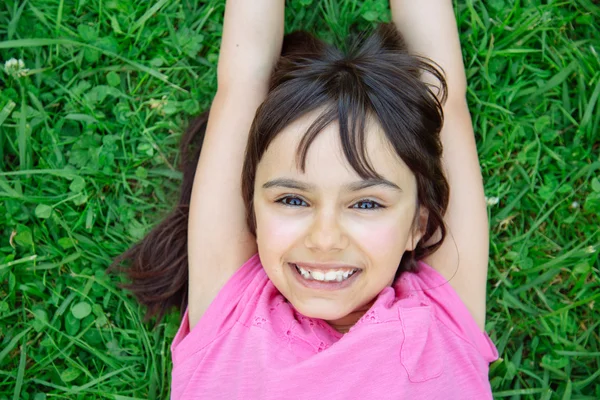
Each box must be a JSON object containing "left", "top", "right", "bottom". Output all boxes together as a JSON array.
[
  {"left": 353, "top": 200, "right": 382, "bottom": 210},
  {"left": 277, "top": 196, "right": 308, "bottom": 207}
]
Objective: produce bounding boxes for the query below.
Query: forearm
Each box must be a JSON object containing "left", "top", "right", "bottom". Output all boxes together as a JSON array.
[
  {"left": 217, "top": 0, "right": 285, "bottom": 91},
  {"left": 390, "top": 0, "right": 467, "bottom": 103}
]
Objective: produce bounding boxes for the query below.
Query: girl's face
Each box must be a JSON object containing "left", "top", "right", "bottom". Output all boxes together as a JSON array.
[{"left": 253, "top": 110, "right": 424, "bottom": 331}]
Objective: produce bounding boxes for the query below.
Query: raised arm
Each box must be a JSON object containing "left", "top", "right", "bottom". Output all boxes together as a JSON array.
[
  {"left": 187, "top": 0, "right": 284, "bottom": 329},
  {"left": 390, "top": 0, "right": 490, "bottom": 330}
]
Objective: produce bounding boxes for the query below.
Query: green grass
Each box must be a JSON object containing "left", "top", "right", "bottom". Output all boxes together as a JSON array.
[{"left": 0, "top": 0, "right": 599, "bottom": 398}]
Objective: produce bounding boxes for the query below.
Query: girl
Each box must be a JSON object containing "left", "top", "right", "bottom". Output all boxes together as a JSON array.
[{"left": 112, "top": 0, "right": 498, "bottom": 398}]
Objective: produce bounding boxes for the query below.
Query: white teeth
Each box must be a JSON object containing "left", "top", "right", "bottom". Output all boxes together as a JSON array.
[
  {"left": 300, "top": 269, "right": 311, "bottom": 279},
  {"left": 324, "top": 271, "right": 337, "bottom": 281},
  {"left": 295, "top": 265, "right": 313, "bottom": 279},
  {"left": 311, "top": 270, "right": 325, "bottom": 281},
  {"left": 294, "top": 264, "right": 358, "bottom": 283}
]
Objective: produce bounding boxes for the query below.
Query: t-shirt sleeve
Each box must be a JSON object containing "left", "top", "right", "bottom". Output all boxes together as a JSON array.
[
  {"left": 170, "top": 253, "right": 266, "bottom": 363},
  {"left": 415, "top": 261, "right": 499, "bottom": 363}
]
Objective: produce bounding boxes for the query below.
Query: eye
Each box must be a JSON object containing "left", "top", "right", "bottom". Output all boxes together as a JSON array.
[
  {"left": 276, "top": 196, "right": 309, "bottom": 207},
  {"left": 352, "top": 199, "right": 383, "bottom": 210}
]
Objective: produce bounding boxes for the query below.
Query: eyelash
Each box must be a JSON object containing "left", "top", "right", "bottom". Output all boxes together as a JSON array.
[{"left": 275, "top": 195, "right": 385, "bottom": 211}]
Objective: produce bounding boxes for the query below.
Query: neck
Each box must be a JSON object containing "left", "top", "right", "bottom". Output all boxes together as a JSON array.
[{"left": 325, "top": 299, "right": 376, "bottom": 334}]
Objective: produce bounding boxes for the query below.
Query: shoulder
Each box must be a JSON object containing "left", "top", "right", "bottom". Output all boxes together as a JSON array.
[
  {"left": 172, "top": 253, "right": 269, "bottom": 361},
  {"left": 395, "top": 261, "right": 498, "bottom": 363}
]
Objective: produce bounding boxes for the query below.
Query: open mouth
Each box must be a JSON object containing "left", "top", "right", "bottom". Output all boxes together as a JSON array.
[{"left": 289, "top": 263, "right": 361, "bottom": 283}]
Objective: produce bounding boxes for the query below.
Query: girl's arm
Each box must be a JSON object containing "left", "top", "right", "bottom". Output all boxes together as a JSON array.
[
  {"left": 187, "top": 0, "right": 284, "bottom": 330},
  {"left": 390, "top": 0, "right": 490, "bottom": 330}
]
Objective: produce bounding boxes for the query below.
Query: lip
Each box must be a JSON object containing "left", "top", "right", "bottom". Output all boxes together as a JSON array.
[{"left": 288, "top": 262, "right": 361, "bottom": 291}]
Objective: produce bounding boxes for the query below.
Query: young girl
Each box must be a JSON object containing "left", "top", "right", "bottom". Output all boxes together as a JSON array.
[{"left": 112, "top": 0, "right": 498, "bottom": 398}]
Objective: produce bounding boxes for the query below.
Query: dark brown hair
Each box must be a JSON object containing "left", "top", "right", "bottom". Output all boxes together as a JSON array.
[{"left": 111, "top": 23, "right": 449, "bottom": 322}]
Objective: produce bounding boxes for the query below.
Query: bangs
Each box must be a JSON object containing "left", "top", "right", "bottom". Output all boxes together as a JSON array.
[{"left": 294, "top": 103, "right": 382, "bottom": 180}]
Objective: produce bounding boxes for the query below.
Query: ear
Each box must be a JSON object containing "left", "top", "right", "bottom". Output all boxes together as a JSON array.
[{"left": 405, "top": 206, "right": 429, "bottom": 252}]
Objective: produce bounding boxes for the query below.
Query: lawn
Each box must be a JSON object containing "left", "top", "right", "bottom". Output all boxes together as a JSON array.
[{"left": 0, "top": 0, "right": 599, "bottom": 398}]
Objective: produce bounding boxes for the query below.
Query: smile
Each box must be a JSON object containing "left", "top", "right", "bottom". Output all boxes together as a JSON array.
[
  {"left": 287, "top": 262, "right": 362, "bottom": 291},
  {"left": 292, "top": 263, "right": 359, "bottom": 282}
]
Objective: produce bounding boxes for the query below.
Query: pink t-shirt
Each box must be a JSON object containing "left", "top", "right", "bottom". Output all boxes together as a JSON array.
[{"left": 171, "top": 254, "right": 498, "bottom": 399}]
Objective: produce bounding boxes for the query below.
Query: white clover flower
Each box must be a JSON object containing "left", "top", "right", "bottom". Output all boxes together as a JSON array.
[
  {"left": 585, "top": 246, "right": 596, "bottom": 254},
  {"left": 3, "top": 58, "right": 29, "bottom": 78},
  {"left": 148, "top": 95, "right": 168, "bottom": 110},
  {"left": 486, "top": 196, "right": 500, "bottom": 206},
  {"left": 570, "top": 201, "right": 579, "bottom": 209}
]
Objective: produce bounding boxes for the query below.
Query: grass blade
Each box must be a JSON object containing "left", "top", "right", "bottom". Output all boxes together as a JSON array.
[
  {"left": 526, "top": 60, "right": 578, "bottom": 101},
  {"left": 580, "top": 74, "right": 600, "bottom": 129},
  {"left": 0, "top": 100, "right": 16, "bottom": 127},
  {"left": 12, "top": 344, "right": 27, "bottom": 400},
  {"left": 131, "top": 0, "right": 172, "bottom": 33}
]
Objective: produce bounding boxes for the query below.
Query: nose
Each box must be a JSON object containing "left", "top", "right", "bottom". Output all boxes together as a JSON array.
[{"left": 305, "top": 208, "right": 348, "bottom": 252}]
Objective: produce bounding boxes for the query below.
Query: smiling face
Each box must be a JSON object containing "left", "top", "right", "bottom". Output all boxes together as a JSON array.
[{"left": 253, "top": 109, "right": 426, "bottom": 332}]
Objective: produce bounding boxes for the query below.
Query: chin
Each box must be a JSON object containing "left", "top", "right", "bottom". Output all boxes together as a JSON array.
[{"left": 289, "top": 297, "right": 352, "bottom": 321}]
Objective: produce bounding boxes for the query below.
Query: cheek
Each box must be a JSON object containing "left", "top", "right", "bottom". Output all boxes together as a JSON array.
[
  {"left": 347, "top": 210, "right": 413, "bottom": 260},
  {"left": 255, "top": 203, "right": 307, "bottom": 251},
  {"left": 352, "top": 220, "right": 404, "bottom": 254}
]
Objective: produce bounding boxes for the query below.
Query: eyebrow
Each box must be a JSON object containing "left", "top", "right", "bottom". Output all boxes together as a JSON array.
[{"left": 262, "top": 178, "right": 402, "bottom": 192}]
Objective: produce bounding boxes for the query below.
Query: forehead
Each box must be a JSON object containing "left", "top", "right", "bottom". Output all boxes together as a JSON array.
[{"left": 256, "top": 109, "right": 415, "bottom": 185}]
